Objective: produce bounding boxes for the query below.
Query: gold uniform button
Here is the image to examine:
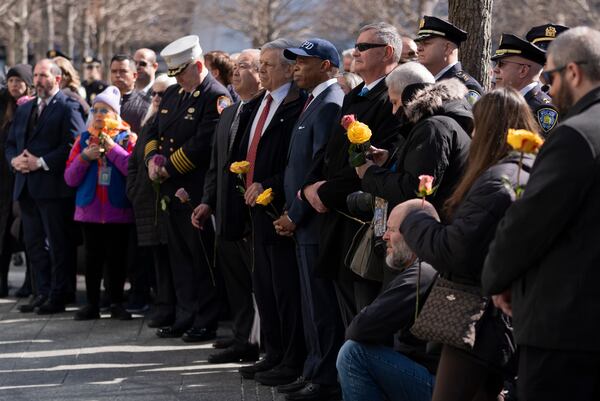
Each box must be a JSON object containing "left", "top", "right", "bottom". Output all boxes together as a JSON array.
[
  {"left": 169, "top": 148, "right": 174, "bottom": 152},
  {"left": 160, "top": 137, "right": 164, "bottom": 141},
  {"left": 170, "top": 138, "right": 174, "bottom": 143},
  {"left": 158, "top": 145, "right": 163, "bottom": 150}
]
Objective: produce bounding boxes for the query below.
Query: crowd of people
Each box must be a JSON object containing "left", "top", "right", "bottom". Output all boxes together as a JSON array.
[{"left": 0, "top": 14, "right": 598, "bottom": 401}]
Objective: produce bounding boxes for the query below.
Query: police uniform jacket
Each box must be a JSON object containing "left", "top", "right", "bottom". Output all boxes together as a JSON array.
[
  {"left": 83, "top": 80, "right": 108, "bottom": 106},
  {"left": 144, "top": 73, "right": 231, "bottom": 208},
  {"left": 524, "top": 83, "right": 559, "bottom": 136},
  {"left": 438, "top": 62, "right": 484, "bottom": 103}
]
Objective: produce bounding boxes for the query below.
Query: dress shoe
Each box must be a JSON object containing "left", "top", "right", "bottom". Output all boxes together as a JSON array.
[
  {"left": 156, "top": 326, "right": 185, "bottom": 338},
  {"left": 74, "top": 305, "right": 100, "bottom": 320},
  {"left": 254, "top": 365, "right": 301, "bottom": 386},
  {"left": 110, "top": 304, "right": 132, "bottom": 320},
  {"left": 208, "top": 344, "right": 259, "bottom": 364},
  {"left": 181, "top": 327, "right": 217, "bottom": 343},
  {"left": 36, "top": 300, "right": 66, "bottom": 315},
  {"left": 285, "top": 383, "right": 341, "bottom": 401},
  {"left": 212, "top": 337, "right": 235, "bottom": 349},
  {"left": 147, "top": 315, "right": 175, "bottom": 328},
  {"left": 277, "top": 376, "right": 308, "bottom": 394},
  {"left": 239, "top": 358, "right": 281, "bottom": 379},
  {"left": 19, "top": 295, "right": 47, "bottom": 313}
]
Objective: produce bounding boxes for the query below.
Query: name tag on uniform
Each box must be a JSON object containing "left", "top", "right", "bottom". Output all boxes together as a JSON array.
[
  {"left": 98, "top": 166, "right": 112, "bottom": 186},
  {"left": 161, "top": 109, "right": 168, "bottom": 114}
]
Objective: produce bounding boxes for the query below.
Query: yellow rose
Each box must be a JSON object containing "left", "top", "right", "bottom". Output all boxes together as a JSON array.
[
  {"left": 103, "top": 117, "right": 121, "bottom": 130},
  {"left": 256, "top": 188, "right": 274, "bottom": 206},
  {"left": 507, "top": 129, "right": 544, "bottom": 153},
  {"left": 230, "top": 160, "right": 250, "bottom": 174},
  {"left": 347, "top": 121, "right": 372, "bottom": 144}
]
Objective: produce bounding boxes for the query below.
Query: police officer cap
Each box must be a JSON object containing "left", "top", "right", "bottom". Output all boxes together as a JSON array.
[
  {"left": 283, "top": 38, "right": 340, "bottom": 68},
  {"left": 415, "top": 16, "right": 468, "bottom": 46},
  {"left": 161, "top": 35, "right": 203, "bottom": 77},
  {"left": 47, "top": 49, "right": 70, "bottom": 61},
  {"left": 491, "top": 33, "right": 546, "bottom": 66},
  {"left": 83, "top": 56, "right": 102, "bottom": 65},
  {"left": 525, "top": 24, "right": 570, "bottom": 51}
]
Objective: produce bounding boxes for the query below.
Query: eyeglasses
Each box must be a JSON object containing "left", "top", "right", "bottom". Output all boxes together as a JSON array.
[
  {"left": 541, "top": 61, "right": 588, "bottom": 86},
  {"left": 135, "top": 60, "right": 148, "bottom": 68},
  {"left": 153, "top": 91, "right": 165, "bottom": 98},
  {"left": 494, "top": 60, "right": 531, "bottom": 69},
  {"left": 90, "top": 108, "right": 110, "bottom": 115},
  {"left": 354, "top": 42, "right": 388, "bottom": 52}
]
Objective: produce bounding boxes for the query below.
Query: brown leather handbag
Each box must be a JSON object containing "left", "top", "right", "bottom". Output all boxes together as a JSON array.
[{"left": 410, "top": 276, "right": 489, "bottom": 350}]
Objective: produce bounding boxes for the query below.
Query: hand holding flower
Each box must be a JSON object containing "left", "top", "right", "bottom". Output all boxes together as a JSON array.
[{"left": 341, "top": 114, "right": 373, "bottom": 167}]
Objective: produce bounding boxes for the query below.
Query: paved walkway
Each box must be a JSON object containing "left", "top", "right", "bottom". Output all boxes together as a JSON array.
[{"left": 0, "top": 263, "right": 287, "bottom": 401}]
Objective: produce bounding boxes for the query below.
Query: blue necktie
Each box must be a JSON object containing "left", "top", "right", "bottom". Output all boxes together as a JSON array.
[{"left": 358, "top": 87, "right": 369, "bottom": 97}]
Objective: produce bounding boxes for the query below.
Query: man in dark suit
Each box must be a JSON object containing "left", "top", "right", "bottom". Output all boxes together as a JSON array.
[
  {"left": 492, "top": 33, "right": 559, "bottom": 135},
  {"left": 482, "top": 27, "right": 600, "bottom": 401},
  {"left": 272, "top": 39, "right": 345, "bottom": 400},
  {"left": 303, "top": 23, "right": 403, "bottom": 327},
  {"left": 6, "top": 59, "right": 85, "bottom": 314},
  {"left": 192, "top": 49, "right": 263, "bottom": 363},
  {"left": 236, "top": 39, "right": 307, "bottom": 387},
  {"left": 145, "top": 35, "right": 231, "bottom": 342},
  {"left": 415, "top": 16, "right": 484, "bottom": 104},
  {"left": 110, "top": 54, "right": 150, "bottom": 134}
]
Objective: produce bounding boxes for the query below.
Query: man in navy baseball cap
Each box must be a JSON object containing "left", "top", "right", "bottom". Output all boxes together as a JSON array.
[{"left": 283, "top": 38, "right": 340, "bottom": 68}]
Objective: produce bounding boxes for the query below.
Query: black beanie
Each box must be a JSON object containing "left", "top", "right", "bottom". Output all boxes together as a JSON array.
[{"left": 7, "top": 64, "right": 33, "bottom": 88}]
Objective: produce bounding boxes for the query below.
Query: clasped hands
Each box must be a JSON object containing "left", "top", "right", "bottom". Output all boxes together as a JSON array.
[{"left": 11, "top": 149, "right": 42, "bottom": 173}]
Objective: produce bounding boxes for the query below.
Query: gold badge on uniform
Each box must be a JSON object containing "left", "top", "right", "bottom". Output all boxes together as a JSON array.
[
  {"left": 419, "top": 18, "right": 425, "bottom": 29},
  {"left": 216, "top": 95, "right": 232, "bottom": 115},
  {"left": 184, "top": 106, "right": 195, "bottom": 120},
  {"left": 546, "top": 26, "right": 557, "bottom": 38},
  {"left": 187, "top": 107, "right": 195, "bottom": 114},
  {"left": 193, "top": 90, "right": 200, "bottom": 97}
]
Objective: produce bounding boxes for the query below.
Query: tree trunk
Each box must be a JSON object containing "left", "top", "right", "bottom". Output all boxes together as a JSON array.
[
  {"left": 65, "top": 0, "right": 77, "bottom": 58},
  {"left": 6, "top": 23, "right": 16, "bottom": 67},
  {"left": 448, "top": 0, "right": 493, "bottom": 90},
  {"left": 15, "top": 0, "right": 30, "bottom": 64},
  {"left": 43, "top": 0, "right": 56, "bottom": 52}
]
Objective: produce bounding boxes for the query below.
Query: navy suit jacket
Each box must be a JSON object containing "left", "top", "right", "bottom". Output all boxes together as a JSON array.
[
  {"left": 284, "top": 82, "right": 344, "bottom": 244},
  {"left": 5, "top": 91, "right": 85, "bottom": 200}
]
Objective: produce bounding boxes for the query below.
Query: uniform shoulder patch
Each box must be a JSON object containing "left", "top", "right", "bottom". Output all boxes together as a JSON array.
[
  {"left": 537, "top": 107, "right": 558, "bottom": 132},
  {"left": 466, "top": 90, "right": 481, "bottom": 105},
  {"left": 216, "top": 95, "right": 232, "bottom": 114}
]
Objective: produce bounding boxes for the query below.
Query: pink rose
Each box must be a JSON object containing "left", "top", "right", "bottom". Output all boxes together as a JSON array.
[
  {"left": 175, "top": 187, "right": 190, "bottom": 203},
  {"left": 153, "top": 154, "right": 166, "bottom": 168},
  {"left": 16, "top": 95, "right": 34, "bottom": 107},
  {"left": 418, "top": 175, "right": 434, "bottom": 196},
  {"left": 341, "top": 114, "right": 356, "bottom": 130}
]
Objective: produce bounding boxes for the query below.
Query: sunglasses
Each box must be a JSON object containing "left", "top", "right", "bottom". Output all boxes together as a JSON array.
[
  {"left": 541, "top": 61, "right": 588, "bottom": 86},
  {"left": 91, "top": 108, "right": 110, "bottom": 115},
  {"left": 153, "top": 91, "right": 165, "bottom": 98},
  {"left": 354, "top": 42, "right": 388, "bottom": 52},
  {"left": 494, "top": 60, "right": 531, "bottom": 69},
  {"left": 135, "top": 60, "right": 148, "bottom": 68}
]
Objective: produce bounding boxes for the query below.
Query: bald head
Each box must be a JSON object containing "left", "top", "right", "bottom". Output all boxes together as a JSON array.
[{"left": 134, "top": 48, "right": 158, "bottom": 89}]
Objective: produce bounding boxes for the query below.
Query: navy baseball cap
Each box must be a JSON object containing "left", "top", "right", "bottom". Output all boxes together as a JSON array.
[{"left": 284, "top": 38, "right": 340, "bottom": 68}]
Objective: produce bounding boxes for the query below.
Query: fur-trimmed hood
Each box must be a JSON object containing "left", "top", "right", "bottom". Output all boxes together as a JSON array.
[{"left": 404, "top": 78, "right": 470, "bottom": 124}]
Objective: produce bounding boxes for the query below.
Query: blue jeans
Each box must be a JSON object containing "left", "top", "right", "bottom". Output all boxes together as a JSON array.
[{"left": 337, "top": 340, "right": 435, "bottom": 401}]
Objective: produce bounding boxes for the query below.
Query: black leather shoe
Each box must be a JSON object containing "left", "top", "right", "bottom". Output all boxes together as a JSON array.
[
  {"left": 36, "top": 300, "right": 66, "bottom": 315},
  {"left": 212, "top": 337, "right": 235, "bottom": 349},
  {"left": 285, "top": 383, "right": 341, "bottom": 401},
  {"left": 277, "top": 376, "right": 307, "bottom": 394},
  {"left": 147, "top": 315, "right": 175, "bottom": 328},
  {"left": 74, "top": 305, "right": 100, "bottom": 320},
  {"left": 19, "top": 295, "right": 47, "bottom": 313},
  {"left": 181, "top": 327, "right": 217, "bottom": 343},
  {"left": 156, "top": 326, "right": 185, "bottom": 338},
  {"left": 255, "top": 366, "right": 301, "bottom": 386},
  {"left": 208, "top": 344, "right": 259, "bottom": 364},
  {"left": 239, "top": 358, "right": 280, "bottom": 379}
]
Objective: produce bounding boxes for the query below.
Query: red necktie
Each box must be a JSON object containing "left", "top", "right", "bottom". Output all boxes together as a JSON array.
[
  {"left": 302, "top": 94, "right": 314, "bottom": 114},
  {"left": 246, "top": 94, "right": 273, "bottom": 187}
]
